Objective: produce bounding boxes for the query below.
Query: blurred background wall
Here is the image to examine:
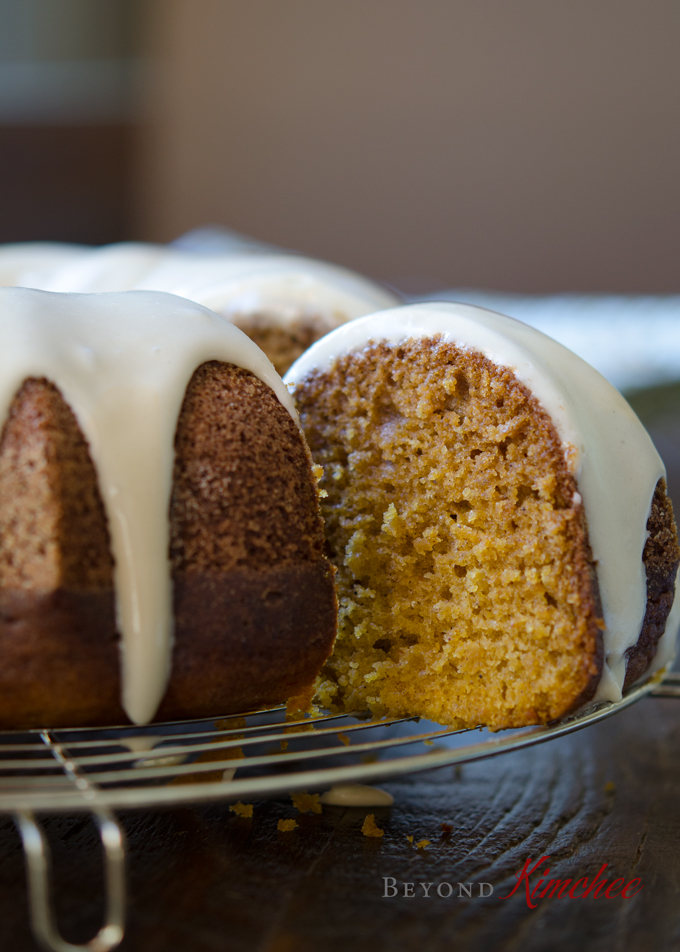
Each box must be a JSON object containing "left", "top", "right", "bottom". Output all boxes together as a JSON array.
[
  {"left": 1, "top": 0, "right": 679, "bottom": 292},
  {"left": 0, "top": 0, "right": 139, "bottom": 244},
  {"left": 136, "top": 0, "right": 680, "bottom": 292}
]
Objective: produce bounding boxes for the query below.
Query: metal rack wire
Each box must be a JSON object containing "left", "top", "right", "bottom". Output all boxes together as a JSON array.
[{"left": 5, "top": 668, "right": 679, "bottom": 952}]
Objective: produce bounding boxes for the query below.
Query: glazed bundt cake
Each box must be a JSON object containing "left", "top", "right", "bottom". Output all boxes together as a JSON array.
[
  {"left": 0, "top": 287, "right": 336, "bottom": 728},
  {"left": 0, "top": 241, "right": 399, "bottom": 375},
  {"left": 285, "top": 302, "right": 680, "bottom": 730}
]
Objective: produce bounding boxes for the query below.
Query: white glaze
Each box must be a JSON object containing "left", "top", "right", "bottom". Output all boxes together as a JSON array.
[
  {"left": 0, "top": 241, "right": 84, "bottom": 288},
  {"left": 319, "top": 784, "right": 394, "bottom": 807},
  {"left": 39, "top": 243, "right": 168, "bottom": 293},
  {"left": 134, "top": 252, "right": 398, "bottom": 326},
  {"left": 285, "top": 302, "right": 672, "bottom": 702},
  {"left": 0, "top": 288, "right": 297, "bottom": 724},
  {"left": 5, "top": 241, "right": 398, "bottom": 328}
]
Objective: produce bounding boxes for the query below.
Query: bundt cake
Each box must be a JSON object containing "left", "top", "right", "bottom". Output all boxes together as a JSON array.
[
  {"left": 285, "top": 302, "right": 680, "bottom": 730},
  {"left": 0, "top": 241, "right": 399, "bottom": 375},
  {"left": 0, "top": 287, "right": 336, "bottom": 728}
]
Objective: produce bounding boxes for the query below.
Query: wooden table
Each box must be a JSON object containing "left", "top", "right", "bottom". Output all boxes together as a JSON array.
[{"left": 1, "top": 396, "right": 679, "bottom": 952}]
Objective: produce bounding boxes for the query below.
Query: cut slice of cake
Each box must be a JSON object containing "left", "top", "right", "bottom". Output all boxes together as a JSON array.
[{"left": 285, "top": 302, "right": 679, "bottom": 730}]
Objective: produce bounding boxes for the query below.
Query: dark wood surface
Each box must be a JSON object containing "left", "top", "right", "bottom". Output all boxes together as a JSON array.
[
  {"left": 1, "top": 695, "right": 679, "bottom": 952},
  {"left": 1, "top": 399, "right": 679, "bottom": 952}
]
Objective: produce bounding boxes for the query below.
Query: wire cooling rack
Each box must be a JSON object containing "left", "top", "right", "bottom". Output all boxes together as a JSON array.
[{"left": 5, "top": 668, "right": 680, "bottom": 952}]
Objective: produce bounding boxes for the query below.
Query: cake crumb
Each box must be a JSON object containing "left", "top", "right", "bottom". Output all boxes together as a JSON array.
[
  {"left": 406, "top": 834, "right": 414, "bottom": 843},
  {"left": 291, "top": 791, "right": 322, "bottom": 814},
  {"left": 416, "top": 839, "right": 431, "bottom": 849},
  {"left": 362, "top": 814, "right": 384, "bottom": 838},
  {"left": 277, "top": 819, "right": 298, "bottom": 832},
  {"left": 440, "top": 822, "right": 453, "bottom": 836},
  {"left": 229, "top": 801, "right": 253, "bottom": 818},
  {"left": 604, "top": 780, "right": 616, "bottom": 794},
  {"left": 337, "top": 733, "right": 351, "bottom": 746},
  {"left": 424, "top": 739, "right": 434, "bottom": 746},
  {"left": 280, "top": 740, "right": 289, "bottom": 751}
]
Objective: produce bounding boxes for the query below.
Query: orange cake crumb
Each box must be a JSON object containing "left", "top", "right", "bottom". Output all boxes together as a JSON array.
[
  {"left": 277, "top": 819, "right": 298, "bottom": 832},
  {"left": 229, "top": 801, "right": 253, "bottom": 818},
  {"left": 291, "top": 791, "right": 323, "bottom": 814},
  {"left": 362, "top": 814, "right": 384, "bottom": 838},
  {"left": 416, "top": 839, "right": 431, "bottom": 850},
  {"left": 337, "top": 733, "right": 351, "bottom": 746}
]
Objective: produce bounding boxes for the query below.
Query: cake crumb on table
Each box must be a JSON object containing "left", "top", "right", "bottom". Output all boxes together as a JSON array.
[
  {"left": 362, "top": 814, "right": 384, "bottom": 838},
  {"left": 229, "top": 802, "right": 253, "bottom": 818},
  {"left": 277, "top": 819, "right": 298, "bottom": 832},
  {"left": 416, "top": 840, "right": 431, "bottom": 849},
  {"left": 406, "top": 835, "right": 414, "bottom": 843},
  {"left": 291, "top": 791, "right": 322, "bottom": 814},
  {"left": 440, "top": 822, "right": 453, "bottom": 835},
  {"left": 337, "top": 733, "right": 351, "bottom": 746}
]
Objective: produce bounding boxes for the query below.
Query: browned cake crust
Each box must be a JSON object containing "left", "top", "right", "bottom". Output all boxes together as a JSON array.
[
  {"left": 626, "top": 478, "right": 680, "bottom": 688},
  {"left": 0, "top": 362, "right": 336, "bottom": 729},
  {"left": 0, "top": 378, "right": 124, "bottom": 727},
  {"left": 159, "top": 360, "right": 336, "bottom": 719}
]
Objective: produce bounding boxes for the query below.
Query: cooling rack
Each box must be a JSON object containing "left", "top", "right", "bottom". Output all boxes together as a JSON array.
[{"left": 5, "top": 667, "right": 679, "bottom": 952}]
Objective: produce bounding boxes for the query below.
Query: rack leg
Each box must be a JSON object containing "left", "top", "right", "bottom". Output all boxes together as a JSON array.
[{"left": 14, "top": 809, "right": 126, "bottom": 952}]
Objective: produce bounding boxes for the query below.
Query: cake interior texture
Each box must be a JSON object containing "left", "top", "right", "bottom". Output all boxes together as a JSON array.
[
  {"left": 0, "top": 361, "right": 335, "bottom": 728},
  {"left": 232, "top": 312, "right": 341, "bottom": 376},
  {"left": 294, "top": 337, "right": 675, "bottom": 730}
]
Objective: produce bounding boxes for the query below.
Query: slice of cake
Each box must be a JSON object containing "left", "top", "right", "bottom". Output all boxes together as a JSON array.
[
  {"left": 285, "top": 302, "right": 679, "bottom": 729},
  {"left": 0, "top": 288, "right": 336, "bottom": 728}
]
